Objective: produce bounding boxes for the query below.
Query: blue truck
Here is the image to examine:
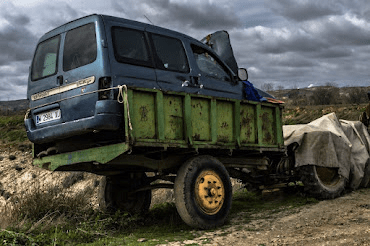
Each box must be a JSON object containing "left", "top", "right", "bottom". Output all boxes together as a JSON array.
[{"left": 25, "top": 14, "right": 347, "bottom": 229}]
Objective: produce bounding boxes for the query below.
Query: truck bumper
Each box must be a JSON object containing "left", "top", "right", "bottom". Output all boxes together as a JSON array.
[{"left": 25, "top": 100, "right": 123, "bottom": 144}]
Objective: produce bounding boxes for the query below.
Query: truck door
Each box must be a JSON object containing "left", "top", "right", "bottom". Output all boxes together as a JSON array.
[
  {"left": 106, "top": 21, "right": 157, "bottom": 90},
  {"left": 189, "top": 44, "right": 243, "bottom": 100},
  {"left": 145, "top": 27, "right": 201, "bottom": 94},
  {"left": 58, "top": 19, "right": 105, "bottom": 122},
  {"left": 29, "top": 34, "right": 62, "bottom": 124}
]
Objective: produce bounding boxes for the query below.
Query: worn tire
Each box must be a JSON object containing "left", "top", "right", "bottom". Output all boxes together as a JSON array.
[
  {"left": 174, "top": 155, "right": 232, "bottom": 229},
  {"left": 299, "top": 165, "right": 346, "bottom": 200},
  {"left": 99, "top": 173, "right": 151, "bottom": 214}
]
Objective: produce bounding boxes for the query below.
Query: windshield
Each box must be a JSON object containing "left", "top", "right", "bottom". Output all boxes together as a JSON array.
[{"left": 31, "top": 35, "right": 60, "bottom": 81}]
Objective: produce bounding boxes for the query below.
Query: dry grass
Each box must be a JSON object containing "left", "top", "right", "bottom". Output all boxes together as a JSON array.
[
  {"left": 0, "top": 183, "right": 94, "bottom": 232},
  {"left": 282, "top": 104, "right": 367, "bottom": 125}
]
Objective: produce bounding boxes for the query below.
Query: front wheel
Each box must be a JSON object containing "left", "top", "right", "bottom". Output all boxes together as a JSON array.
[
  {"left": 174, "top": 155, "right": 232, "bottom": 229},
  {"left": 299, "top": 165, "right": 346, "bottom": 199}
]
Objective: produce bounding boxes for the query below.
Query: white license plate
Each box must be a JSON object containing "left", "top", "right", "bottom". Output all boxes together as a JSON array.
[{"left": 36, "top": 109, "right": 61, "bottom": 125}]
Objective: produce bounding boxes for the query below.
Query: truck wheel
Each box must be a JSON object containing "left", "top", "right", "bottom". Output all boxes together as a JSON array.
[
  {"left": 99, "top": 173, "right": 151, "bottom": 214},
  {"left": 174, "top": 155, "right": 232, "bottom": 229},
  {"left": 299, "top": 165, "right": 346, "bottom": 199}
]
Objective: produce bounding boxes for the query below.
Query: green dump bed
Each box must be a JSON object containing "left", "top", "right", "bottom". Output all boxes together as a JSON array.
[{"left": 34, "top": 87, "right": 284, "bottom": 171}]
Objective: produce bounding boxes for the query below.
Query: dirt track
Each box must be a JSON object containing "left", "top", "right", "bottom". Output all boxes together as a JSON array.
[
  {"left": 174, "top": 189, "right": 370, "bottom": 246},
  {"left": 1, "top": 150, "right": 370, "bottom": 245}
]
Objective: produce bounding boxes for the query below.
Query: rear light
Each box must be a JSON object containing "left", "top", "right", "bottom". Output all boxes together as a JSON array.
[{"left": 98, "top": 77, "right": 112, "bottom": 100}]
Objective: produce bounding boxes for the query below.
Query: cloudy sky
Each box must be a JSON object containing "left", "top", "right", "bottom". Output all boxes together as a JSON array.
[{"left": 1, "top": 0, "right": 370, "bottom": 100}]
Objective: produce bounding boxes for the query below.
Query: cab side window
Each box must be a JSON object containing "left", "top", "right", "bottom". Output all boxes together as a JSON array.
[
  {"left": 112, "top": 27, "right": 152, "bottom": 67},
  {"left": 151, "top": 34, "right": 189, "bottom": 73},
  {"left": 31, "top": 35, "right": 60, "bottom": 81},
  {"left": 191, "top": 45, "right": 231, "bottom": 82},
  {"left": 63, "top": 23, "right": 97, "bottom": 71}
]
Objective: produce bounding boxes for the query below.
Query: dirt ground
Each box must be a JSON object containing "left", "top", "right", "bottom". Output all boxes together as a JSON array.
[
  {"left": 1, "top": 149, "right": 370, "bottom": 246},
  {"left": 175, "top": 190, "right": 370, "bottom": 246}
]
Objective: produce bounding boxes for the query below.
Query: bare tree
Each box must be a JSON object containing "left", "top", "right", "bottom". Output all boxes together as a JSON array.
[
  {"left": 262, "top": 83, "right": 274, "bottom": 92},
  {"left": 277, "top": 85, "right": 284, "bottom": 91}
]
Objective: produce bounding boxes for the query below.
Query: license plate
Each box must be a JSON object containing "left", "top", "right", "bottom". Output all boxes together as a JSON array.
[{"left": 36, "top": 109, "right": 61, "bottom": 125}]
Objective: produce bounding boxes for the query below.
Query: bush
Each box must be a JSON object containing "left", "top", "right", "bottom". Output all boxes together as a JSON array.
[
  {"left": 310, "top": 86, "right": 340, "bottom": 105},
  {"left": 2, "top": 185, "right": 94, "bottom": 230}
]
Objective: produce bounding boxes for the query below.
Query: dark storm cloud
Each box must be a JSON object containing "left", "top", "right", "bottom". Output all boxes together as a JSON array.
[
  {"left": 274, "top": 54, "right": 316, "bottom": 68},
  {"left": 311, "top": 47, "right": 353, "bottom": 59},
  {"left": 0, "top": 2, "right": 84, "bottom": 100},
  {"left": 0, "top": 73, "right": 28, "bottom": 100},
  {"left": 257, "top": 30, "right": 327, "bottom": 54},
  {"left": 151, "top": 0, "right": 241, "bottom": 30},
  {"left": 0, "top": 9, "right": 38, "bottom": 65},
  {"left": 269, "top": 0, "right": 343, "bottom": 22},
  {"left": 113, "top": 0, "right": 241, "bottom": 31},
  {"left": 2, "top": 0, "right": 370, "bottom": 100},
  {"left": 0, "top": 3, "right": 38, "bottom": 100},
  {"left": 41, "top": 3, "right": 80, "bottom": 30},
  {"left": 229, "top": 0, "right": 370, "bottom": 89},
  {"left": 2, "top": 12, "right": 30, "bottom": 26},
  {"left": 303, "top": 16, "right": 370, "bottom": 46}
]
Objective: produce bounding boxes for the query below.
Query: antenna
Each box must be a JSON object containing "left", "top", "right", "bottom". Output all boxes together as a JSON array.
[{"left": 144, "top": 15, "right": 154, "bottom": 25}]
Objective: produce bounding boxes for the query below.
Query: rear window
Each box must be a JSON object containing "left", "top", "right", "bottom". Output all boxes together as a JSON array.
[
  {"left": 151, "top": 34, "right": 189, "bottom": 73},
  {"left": 112, "top": 27, "right": 152, "bottom": 67},
  {"left": 63, "top": 23, "right": 97, "bottom": 71},
  {"left": 31, "top": 35, "right": 60, "bottom": 81}
]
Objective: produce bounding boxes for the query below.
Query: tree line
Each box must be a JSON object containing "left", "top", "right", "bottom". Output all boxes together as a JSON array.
[{"left": 262, "top": 82, "right": 369, "bottom": 106}]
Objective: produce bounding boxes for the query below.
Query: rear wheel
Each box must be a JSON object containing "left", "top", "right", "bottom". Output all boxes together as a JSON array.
[
  {"left": 299, "top": 165, "right": 346, "bottom": 199},
  {"left": 99, "top": 172, "right": 151, "bottom": 214},
  {"left": 174, "top": 155, "right": 232, "bottom": 229}
]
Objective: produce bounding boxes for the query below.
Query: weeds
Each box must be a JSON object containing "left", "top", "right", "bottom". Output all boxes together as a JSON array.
[
  {"left": 0, "top": 184, "right": 320, "bottom": 245},
  {"left": 0, "top": 114, "right": 30, "bottom": 148},
  {"left": 0, "top": 185, "right": 192, "bottom": 245}
]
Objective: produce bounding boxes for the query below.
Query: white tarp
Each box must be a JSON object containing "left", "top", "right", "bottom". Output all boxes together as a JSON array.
[{"left": 283, "top": 113, "right": 370, "bottom": 189}]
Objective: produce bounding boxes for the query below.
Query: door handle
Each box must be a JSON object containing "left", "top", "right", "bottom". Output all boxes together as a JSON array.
[
  {"left": 190, "top": 74, "right": 203, "bottom": 88},
  {"left": 57, "top": 75, "right": 63, "bottom": 86}
]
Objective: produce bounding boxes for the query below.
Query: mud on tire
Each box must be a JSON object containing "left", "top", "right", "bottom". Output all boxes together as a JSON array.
[
  {"left": 174, "top": 155, "right": 232, "bottom": 229},
  {"left": 299, "top": 165, "right": 346, "bottom": 200}
]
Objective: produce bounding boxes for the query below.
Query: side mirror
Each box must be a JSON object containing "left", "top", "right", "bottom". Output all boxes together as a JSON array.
[{"left": 238, "top": 68, "right": 248, "bottom": 81}]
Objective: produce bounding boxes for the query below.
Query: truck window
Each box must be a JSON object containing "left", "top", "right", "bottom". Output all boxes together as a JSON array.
[
  {"left": 191, "top": 45, "right": 231, "bottom": 82},
  {"left": 112, "top": 27, "right": 152, "bottom": 67},
  {"left": 31, "top": 35, "right": 60, "bottom": 81},
  {"left": 151, "top": 34, "right": 189, "bottom": 73},
  {"left": 63, "top": 23, "right": 97, "bottom": 71}
]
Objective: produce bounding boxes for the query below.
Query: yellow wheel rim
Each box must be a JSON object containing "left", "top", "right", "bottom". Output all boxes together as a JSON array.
[{"left": 195, "top": 170, "right": 225, "bottom": 215}]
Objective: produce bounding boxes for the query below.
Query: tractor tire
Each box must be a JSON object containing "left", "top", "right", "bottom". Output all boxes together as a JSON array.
[
  {"left": 299, "top": 165, "right": 346, "bottom": 200},
  {"left": 99, "top": 173, "right": 151, "bottom": 215},
  {"left": 174, "top": 155, "right": 232, "bottom": 229}
]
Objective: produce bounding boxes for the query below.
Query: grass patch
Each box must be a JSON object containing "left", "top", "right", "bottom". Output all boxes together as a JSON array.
[
  {"left": 0, "top": 186, "right": 319, "bottom": 245},
  {"left": 0, "top": 114, "right": 30, "bottom": 148},
  {"left": 0, "top": 186, "right": 196, "bottom": 245}
]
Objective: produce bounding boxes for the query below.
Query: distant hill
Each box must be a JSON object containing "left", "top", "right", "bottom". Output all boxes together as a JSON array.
[
  {"left": 0, "top": 99, "right": 29, "bottom": 115},
  {"left": 268, "top": 86, "right": 370, "bottom": 106}
]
